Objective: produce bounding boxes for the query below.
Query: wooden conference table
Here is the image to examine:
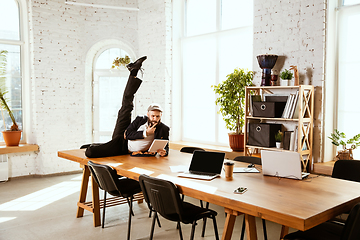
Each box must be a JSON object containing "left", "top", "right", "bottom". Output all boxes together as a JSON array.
[{"left": 58, "top": 149, "right": 360, "bottom": 240}]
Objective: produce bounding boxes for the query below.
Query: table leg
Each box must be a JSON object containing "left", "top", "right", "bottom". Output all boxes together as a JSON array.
[
  {"left": 245, "top": 214, "right": 258, "bottom": 240},
  {"left": 280, "top": 225, "right": 289, "bottom": 240},
  {"left": 221, "top": 211, "right": 237, "bottom": 240},
  {"left": 91, "top": 174, "right": 101, "bottom": 227},
  {"left": 76, "top": 165, "right": 90, "bottom": 218}
]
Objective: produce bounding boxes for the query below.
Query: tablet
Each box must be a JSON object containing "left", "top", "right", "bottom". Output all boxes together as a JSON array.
[{"left": 148, "top": 139, "right": 168, "bottom": 152}]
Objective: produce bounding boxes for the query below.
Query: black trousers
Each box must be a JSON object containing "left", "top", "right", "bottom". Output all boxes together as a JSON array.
[{"left": 85, "top": 75, "right": 142, "bottom": 158}]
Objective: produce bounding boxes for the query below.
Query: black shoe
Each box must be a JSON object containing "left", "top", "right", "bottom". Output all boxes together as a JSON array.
[{"left": 126, "top": 56, "right": 147, "bottom": 72}]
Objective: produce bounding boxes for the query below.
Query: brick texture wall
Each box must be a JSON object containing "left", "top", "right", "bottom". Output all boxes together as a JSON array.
[
  {"left": 253, "top": 0, "right": 326, "bottom": 163},
  {"left": 10, "top": 0, "right": 326, "bottom": 177}
]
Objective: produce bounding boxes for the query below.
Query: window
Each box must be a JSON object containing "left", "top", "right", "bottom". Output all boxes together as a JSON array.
[
  {"left": 0, "top": 0, "right": 24, "bottom": 141},
  {"left": 336, "top": 0, "right": 360, "bottom": 159},
  {"left": 92, "top": 48, "right": 134, "bottom": 142},
  {"left": 180, "top": 0, "right": 253, "bottom": 145}
]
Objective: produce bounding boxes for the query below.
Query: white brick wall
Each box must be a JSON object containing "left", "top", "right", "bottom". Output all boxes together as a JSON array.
[
  {"left": 253, "top": 0, "right": 326, "bottom": 163},
  {"left": 10, "top": 0, "right": 327, "bottom": 177}
]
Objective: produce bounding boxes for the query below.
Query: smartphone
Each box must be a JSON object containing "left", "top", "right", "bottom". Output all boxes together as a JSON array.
[{"left": 234, "top": 187, "right": 248, "bottom": 194}]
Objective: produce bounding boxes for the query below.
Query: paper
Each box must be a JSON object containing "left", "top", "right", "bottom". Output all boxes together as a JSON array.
[
  {"left": 169, "top": 165, "right": 188, "bottom": 173},
  {"left": 233, "top": 167, "right": 260, "bottom": 173}
]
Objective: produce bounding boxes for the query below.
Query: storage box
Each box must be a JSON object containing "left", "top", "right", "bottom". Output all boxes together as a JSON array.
[
  {"left": 248, "top": 123, "right": 282, "bottom": 147},
  {"left": 252, "top": 101, "right": 286, "bottom": 118}
]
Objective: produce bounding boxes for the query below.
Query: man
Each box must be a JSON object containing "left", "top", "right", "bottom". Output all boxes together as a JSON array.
[{"left": 83, "top": 56, "right": 170, "bottom": 158}]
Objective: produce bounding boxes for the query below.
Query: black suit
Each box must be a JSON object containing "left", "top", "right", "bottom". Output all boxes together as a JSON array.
[
  {"left": 85, "top": 75, "right": 170, "bottom": 158},
  {"left": 126, "top": 116, "right": 170, "bottom": 156}
]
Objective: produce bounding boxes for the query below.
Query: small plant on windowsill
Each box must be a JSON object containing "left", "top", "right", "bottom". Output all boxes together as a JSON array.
[
  {"left": 112, "top": 55, "right": 131, "bottom": 69},
  {"left": 0, "top": 50, "right": 22, "bottom": 146},
  {"left": 328, "top": 129, "right": 360, "bottom": 160}
]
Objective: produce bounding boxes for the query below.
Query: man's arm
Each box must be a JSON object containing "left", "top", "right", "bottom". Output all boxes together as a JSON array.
[{"left": 125, "top": 116, "right": 146, "bottom": 140}]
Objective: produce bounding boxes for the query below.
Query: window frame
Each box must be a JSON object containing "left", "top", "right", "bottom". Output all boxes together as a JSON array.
[{"left": 0, "top": 0, "right": 30, "bottom": 144}]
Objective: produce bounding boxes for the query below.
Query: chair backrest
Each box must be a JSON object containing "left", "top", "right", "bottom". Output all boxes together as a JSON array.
[
  {"left": 180, "top": 147, "right": 205, "bottom": 154},
  {"left": 341, "top": 203, "right": 360, "bottom": 240},
  {"left": 233, "top": 156, "right": 262, "bottom": 165},
  {"left": 332, "top": 160, "right": 360, "bottom": 182},
  {"left": 87, "top": 161, "right": 120, "bottom": 194},
  {"left": 139, "top": 174, "right": 184, "bottom": 222}
]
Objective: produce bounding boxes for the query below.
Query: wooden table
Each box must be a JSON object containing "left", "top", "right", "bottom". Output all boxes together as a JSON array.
[{"left": 58, "top": 149, "right": 360, "bottom": 240}]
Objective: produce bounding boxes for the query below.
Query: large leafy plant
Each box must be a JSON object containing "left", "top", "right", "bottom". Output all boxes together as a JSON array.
[
  {"left": 212, "top": 68, "right": 253, "bottom": 135},
  {"left": 0, "top": 50, "right": 19, "bottom": 131},
  {"left": 328, "top": 129, "right": 360, "bottom": 150}
]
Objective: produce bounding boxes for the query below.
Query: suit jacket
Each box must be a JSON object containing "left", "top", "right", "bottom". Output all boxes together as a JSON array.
[{"left": 125, "top": 115, "right": 170, "bottom": 155}]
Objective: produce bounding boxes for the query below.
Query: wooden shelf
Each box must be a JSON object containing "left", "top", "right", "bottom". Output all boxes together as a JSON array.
[
  {"left": 244, "top": 85, "right": 314, "bottom": 171},
  {"left": 0, "top": 144, "right": 39, "bottom": 154}
]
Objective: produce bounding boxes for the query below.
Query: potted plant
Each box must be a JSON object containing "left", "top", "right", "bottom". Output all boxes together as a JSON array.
[
  {"left": 212, "top": 68, "right": 253, "bottom": 151},
  {"left": 328, "top": 129, "right": 360, "bottom": 160},
  {"left": 112, "top": 55, "right": 131, "bottom": 69},
  {"left": 280, "top": 69, "right": 293, "bottom": 86},
  {"left": 0, "top": 50, "right": 21, "bottom": 146},
  {"left": 275, "top": 130, "right": 283, "bottom": 148}
]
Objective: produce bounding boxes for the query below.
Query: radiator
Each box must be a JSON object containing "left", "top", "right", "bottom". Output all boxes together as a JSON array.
[{"left": 0, "top": 154, "right": 8, "bottom": 182}]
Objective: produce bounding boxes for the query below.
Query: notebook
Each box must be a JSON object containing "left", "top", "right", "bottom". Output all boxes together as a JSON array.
[
  {"left": 261, "top": 150, "right": 310, "bottom": 180},
  {"left": 178, "top": 150, "right": 225, "bottom": 180}
]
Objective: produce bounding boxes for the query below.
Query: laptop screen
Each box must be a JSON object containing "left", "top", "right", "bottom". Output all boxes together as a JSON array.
[{"left": 189, "top": 151, "right": 225, "bottom": 174}]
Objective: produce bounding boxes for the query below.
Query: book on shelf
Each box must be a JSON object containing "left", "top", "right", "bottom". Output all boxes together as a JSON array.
[
  {"left": 294, "top": 126, "right": 299, "bottom": 151},
  {"left": 289, "top": 131, "right": 296, "bottom": 151},
  {"left": 282, "top": 94, "right": 294, "bottom": 118},
  {"left": 289, "top": 90, "right": 299, "bottom": 119},
  {"left": 283, "top": 131, "right": 293, "bottom": 150}
]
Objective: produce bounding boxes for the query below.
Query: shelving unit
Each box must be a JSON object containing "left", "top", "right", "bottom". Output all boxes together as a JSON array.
[{"left": 244, "top": 85, "right": 314, "bottom": 172}]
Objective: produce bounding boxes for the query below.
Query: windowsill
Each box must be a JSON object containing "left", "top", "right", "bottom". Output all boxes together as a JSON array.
[
  {"left": 170, "top": 141, "right": 244, "bottom": 160},
  {"left": 0, "top": 143, "right": 39, "bottom": 154}
]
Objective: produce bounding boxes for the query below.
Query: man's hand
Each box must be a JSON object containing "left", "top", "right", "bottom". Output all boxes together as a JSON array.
[
  {"left": 157, "top": 149, "right": 166, "bottom": 157},
  {"left": 146, "top": 122, "right": 158, "bottom": 135}
]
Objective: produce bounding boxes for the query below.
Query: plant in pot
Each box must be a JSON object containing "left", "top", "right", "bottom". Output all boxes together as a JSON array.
[
  {"left": 328, "top": 129, "right": 360, "bottom": 160},
  {"left": 212, "top": 68, "right": 254, "bottom": 151},
  {"left": 0, "top": 50, "right": 21, "bottom": 146},
  {"left": 280, "top": 69, "right": 293, "bottom": 86},
  {"left": 275, "top": 130, "right": 283, "bottom": 148},
  {"left": 112, "top": 55, "right": 131, "bottom": 69}
]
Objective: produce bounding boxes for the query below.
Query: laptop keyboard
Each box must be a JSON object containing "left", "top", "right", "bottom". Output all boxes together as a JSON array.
[{"left": 190, "top": 171, "right": 216, "bottom": 176}]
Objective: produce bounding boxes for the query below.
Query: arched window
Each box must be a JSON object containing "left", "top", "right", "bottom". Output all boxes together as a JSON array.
[
  {"left": 0, "top": 0, "right": 26, "bottom": 142},
  {"left": 92, "top": 47, "right": 135, "bottom": 142}
]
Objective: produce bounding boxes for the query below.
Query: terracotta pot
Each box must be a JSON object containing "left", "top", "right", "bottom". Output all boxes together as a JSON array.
[
  {"left": 2, "top": 131, "right": 22, "bottom": 146},
  {"left": 228, "top": 133, "right": 244, "bottom": 152}
]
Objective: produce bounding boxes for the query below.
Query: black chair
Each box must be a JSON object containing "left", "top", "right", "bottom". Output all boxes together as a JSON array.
[
  {"left": 233, "top": 155, "right": 267, "bottom": 240},
  {"left": 139, "top": 174, "right": 219, "bottom": 240},
  {"left": 332, "top": 160, "right": 360, "bottom": 182},
  {"left": 284, "top": 202, "right": 360, "bottom": 240},
  {"left": 180, "top": 147, "right": 205, "bottom": 153},
  {"left": 87, "top": 161, "right": 142, "bottom": 240}
]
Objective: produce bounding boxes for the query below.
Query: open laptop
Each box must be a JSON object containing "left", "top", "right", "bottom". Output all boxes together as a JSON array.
[
  {"left": 261, "top": 150, "right": 310, "bottom": 180},
  {"left": 178, "top": 150, "right": 225, "bottom": 180}
]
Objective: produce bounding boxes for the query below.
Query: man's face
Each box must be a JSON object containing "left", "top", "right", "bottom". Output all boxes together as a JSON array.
[{"left": 147, "top": 110, "right": 162, "bottom": 126}]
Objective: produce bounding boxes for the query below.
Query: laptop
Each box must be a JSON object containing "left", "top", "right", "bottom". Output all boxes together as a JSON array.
[
  {"left": 261, "top": 150, "right": 310, "bottom": 180},
  {"left": 178, "top": 150, "right": 225, "bottom": 180}
]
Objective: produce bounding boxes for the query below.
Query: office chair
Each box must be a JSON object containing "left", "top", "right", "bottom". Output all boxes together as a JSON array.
[
  {"left": 180, "top": 146, "right": 205, "bottom": 153},
  {"left": 233, "top": 155, "right": 267, "bottom": 240},
  {"left": 139, "top": 174, "right": 220, "bottom": 240},
  {"left": 284, "top": 202, "right": 360, "bottom": 240},
  {"left": 332, "top": 160, "right": 360, "bottom": 182},
  {"left": 180, "top": 146, "right": 209, "bottom": 236},
  {"left": 87, "top": 161, "right": 142, "bottom": 240}
]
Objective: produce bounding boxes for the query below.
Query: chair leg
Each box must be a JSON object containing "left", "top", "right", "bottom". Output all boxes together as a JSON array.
[
  {"left": 178, "top": 221, "right": 183, "bottom": 240},
  {"left": 149, "top": 206, "right": 161, "bottom": 228},
  {"left": 127, "top": 196, "right": 134, "bottom": 240},
  {"left": 155, "top": 211, "right": 161, "bottom": 228},
  {"left": 262, "top": 219, "right": 268, "bottom": 240},
  {"left": 190, "top": 220, "right": 197, "bottom": 240},
  {"left": 240, "top": 217, "right": 245, "bottom": 240},
  {"left": 102, "top": 191, "right": 107, "bottom": 228},
  {"left": 201, "top": 201, "right": 210, "bottom": 237},
  {"left": 212, "top": 216, "right": 219, "bottom": 240},
  {"left": 149, "top": 211, "right": 157, "bottom": 240},
  {"left": 126, "top": 197, "right": 135, "bottom": 216}
]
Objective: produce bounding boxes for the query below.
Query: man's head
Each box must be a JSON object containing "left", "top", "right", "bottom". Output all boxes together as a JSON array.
[{"left": 147, "top": 103, "right": 163, "bottom": 126}]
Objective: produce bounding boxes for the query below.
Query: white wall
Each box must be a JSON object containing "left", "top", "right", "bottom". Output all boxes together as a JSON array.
[
  {"left": 10, "top": 0, "right": 328, "bottom": 177},
  {"left": 253, "top": 0, "right": 326, "bottom": 163}
]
